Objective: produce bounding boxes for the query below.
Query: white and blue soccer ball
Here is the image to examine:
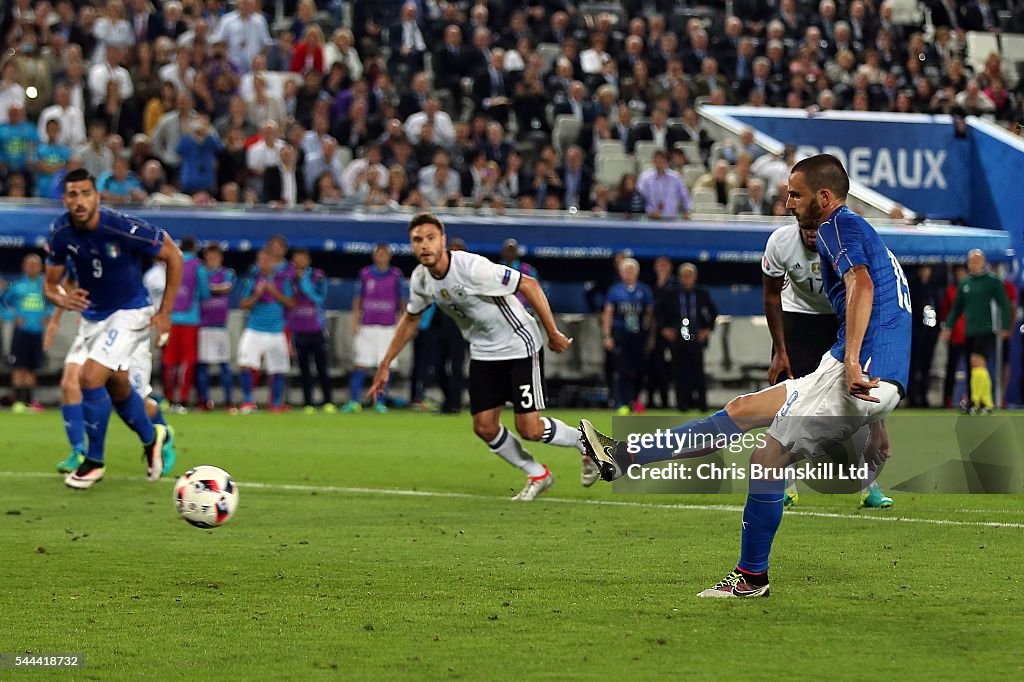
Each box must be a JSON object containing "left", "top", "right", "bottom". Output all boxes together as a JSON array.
[{"left": 174, "top": 465, "right": 239, "bottom": 528}]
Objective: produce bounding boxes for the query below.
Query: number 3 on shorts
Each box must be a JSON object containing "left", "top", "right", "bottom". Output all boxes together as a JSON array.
[{"left": 518, "top": 384, "right": 534, "bottom": 410}]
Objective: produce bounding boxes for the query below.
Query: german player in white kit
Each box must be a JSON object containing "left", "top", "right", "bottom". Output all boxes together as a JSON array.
[
  {"left": 369, "top": 213, "right": 600, "bottom": 500},
  {"left": 763, "top": 224, "right": 894, "bottom": 508}
]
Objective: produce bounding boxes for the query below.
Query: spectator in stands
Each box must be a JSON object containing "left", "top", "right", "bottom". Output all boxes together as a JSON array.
[
  {"left": 956, "top": 79, "right": 997, "bottom": 116},
  {"left": 637, "top": 149, "right": 690, "bottom": 220},
  {"left": 245, "top": 73, "right": 287, "bottom": 130},
  {"left": 559, "top": 145, "right": 593, "bottom": 211},
  {"left": 212, "top": 0, "right": 273, "bottom": 72},
  {"left": 512, "top": 68, "right": 550, "bottom": 137},
  {"left": 473, "top": 47, "right": 513, "bottom": 124},
  {"left": 733, "top": 177, "right": 771, "bottom": 215},
  {"left": 35, "top": 119, "right": 72, "bottom": 199},
  {"left": 159, "top": 46, "right": 195, "bottom": 96},
  {"left": 176, "top": 115, "right": 222, "bottom": 194},
  {"left": 419, "top": 149, "right": 462, "bottom": 207},
  {"left": 93, "top": 0, "right": 135, "bottom": 65},
  {"left": 480, "top": 121, "right": 512, "bottom": 172},
  {"left": 263, "top": 144, "right": 308, "bottom": 210},
  {"left": 97, "top": 156, "right": 146, "bottom": 204},
  {"left": 404, "top": 97, "right": 455, "bottom": 147},
  {"left": 11, "top": 29, "right": 51, "bottom": 121},
  {"left": 143, "top": 81, "right": 176, "bottom": 137},
  {"left": 151, "top": 90, "right": 196, "bottom": 181},
  {"left": 291, "top": 25, "right": 326, "bottom": 74},
  {"left": 620, "top": 61, "right": 659, "bottom": 115},
  {"left": 325, "top": 28, "right": 363, "bottom": 81},
  {"left": 602, "top": 257, "right": 653, "bottom": 415},
  {"left": 695, "top": 160, "right": 737, "bottom": 207},
  {"left": 629, "top": 107, "right": 683, "bottom": 153},
  {"left": 246, "top": 119, "right": 286, "bottom": 183},
  {"left": 147, "top": 0, "right": 186, "bottom": 42},
  {"left": 752, "top": 144, "right": 795, "bottom": 195},
  {"left": 88, "top": 46, "right": 134, "bottom": 106},
  {"left": 303, "top": 136, "right": 344, "bottom": 195},
  {"left": 499, "top": 150, "right": 528, "bottom": 201},
  {"left": 388, "top": 2, "right": 427, "bottom": 85},
  {"left": 94, "top": 79, "right": 138, "bottom": 142},
  {"left": 37, "top": 83, "right": 86, "bottom": 149},
  {"left": 76, "top": 120, "right": 114, "bottom": 179},
  {"left": 333, "top": 96, "right": 380, "bottom": 152},
  {"left": 312, "top": 172, "right": 344, "bottom": 205},
  {"left": 611, "top": 173, "right": 645, "bottom": 216},
  {"left": 215, "top": 95, "right": 255, "bottom": 140},
  {"left": 342, "top": 142, "right": 385, "bottom": 195},
  {"left": 0, "top": 104, "right": 39, "bottom": 188}
]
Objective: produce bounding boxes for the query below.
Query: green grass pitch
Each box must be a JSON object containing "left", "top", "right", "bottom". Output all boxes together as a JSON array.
[{"left": 1, "top": 409, "right": 1022, "bottom": 679}]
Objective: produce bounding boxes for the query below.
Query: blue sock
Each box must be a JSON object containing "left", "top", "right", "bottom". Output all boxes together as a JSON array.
[
  {"left": 196, "top": 363, "right": 210, "bottom": 402},
  {"left": 151, "top": 403, "right": 167, "bottom": 427},
  {"left": 271, "top": 374, "right": 286, "bottom": 407},
  {"left": 62, "top": 403, "right": 86, "bottom": 453},
  {"left": 240, "top": 370, "right": 253, "bottom": 403},
  {"left": 82, "top": 387, "right": 112, "bottom": 463},
  {"left": 114, "top": 390, "right": 156, "bottom": 446},
  {"left": 349, "top": 369, "right": 366, "bottom": 403},
  {"left": 737, "top": 478, "right": 786, "bottom": 574},
  {"left": 633, "top": 409, "right": 744, "bottom": 465},
  {"left": 220, "top": 363, "right": 234, "bottom": 405}
]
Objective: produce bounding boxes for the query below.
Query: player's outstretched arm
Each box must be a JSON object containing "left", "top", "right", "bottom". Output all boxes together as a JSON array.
[
  {"left": 367, "top": 310, "right": 422, "bottom": 399},
  {"left": 843, "top": 265, "right": 879, "bottom": 402},
  {"left": 518, "top": 275, "right": 572, "bottom": 353},
  {"left": 153, "top": 232, "right": 184, "bottom": 346},
  {"left": 763, "top": 273, "right": 792, "bottom": 383}
]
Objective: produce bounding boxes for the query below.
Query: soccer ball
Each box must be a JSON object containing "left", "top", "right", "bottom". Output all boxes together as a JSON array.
[{"left": 173, "top": 466, "right": 239, "bottom": 528}]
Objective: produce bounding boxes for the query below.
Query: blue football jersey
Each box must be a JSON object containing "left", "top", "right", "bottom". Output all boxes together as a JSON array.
[
  {"left": 816, "top": 206, "right": 912, "bottom": 389},
  {"left": 46, "top": 207, "right": 165, "bottom": 321},
  {"left": 607, "top": 281, "right": 654, "bottom": 334}
]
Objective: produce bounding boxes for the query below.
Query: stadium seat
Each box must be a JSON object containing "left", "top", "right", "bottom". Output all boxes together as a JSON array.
[
  {"left": 727, "top": 188, "right": 750, "bottom": 214},
  {"left": 633, "top": 141, "right": 659, "bottom": 168},
  {"left": 597, "top": 139, "right": 626, "bottom": 156},
  {"left": 536, "top": 43, "right": 561, "bottom": 74},
  {"left": 681, "top": 164, "right": 706, "bottom": 189},
  {"left": 553, "top": 115, "right": 583, "bottom": 154},
  {"left": 889, "top": 0, "right": 924, "bottom": 25},
  {"left": 675, "top": 141, "right": 702, "bottom": 166},
  {"left": 1001, "top": 33, "right": 1024, "bottom": 64},
  {"left": 966, "top": 31, "right": 1000, "bottom": 71},
  {"left": 690, "top": 187, "right": 719, "bottom": 208},
  {"left": 596, "top": 153, "right": 635, "bottom": 186}
]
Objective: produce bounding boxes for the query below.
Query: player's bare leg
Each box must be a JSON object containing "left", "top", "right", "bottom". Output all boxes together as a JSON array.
[
  {"left": 580, "top": 384, "right": 789, "bottom": 481},
  {"left": 473, "top": 407, "right": 552, "bottom": 501},
  {"left": 57, "top": 362, "right": 87, "bottom": 473},
  {"left": 515, "top": 410, "right": 599, "bottom": 487}
]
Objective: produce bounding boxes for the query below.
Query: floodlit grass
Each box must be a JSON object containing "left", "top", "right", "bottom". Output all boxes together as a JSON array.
[{"left": 1, "top": 410, "right": 1022, "bottom": 678}]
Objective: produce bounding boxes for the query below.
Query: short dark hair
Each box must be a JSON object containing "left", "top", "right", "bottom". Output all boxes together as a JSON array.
[
  {"left": 203, "top": 242, "right": 223, "bottom": 254},
  {"left": 180, "top": 236, "right": 198, "bottom": 252},
  {"left": 292, "top": 246, "right": 311, "bottom": 257},
  {"left": 62, "top": 168, "right": 96, "bottom": 190},
  {"left": 268, "top": 234, "right": 289, "bottom": 248},
  {"left": 408, "top": 212, "right": 446, "bottom": 234},
  {"left": 791, "top": 153, "right": 850, "bottom": 200}
]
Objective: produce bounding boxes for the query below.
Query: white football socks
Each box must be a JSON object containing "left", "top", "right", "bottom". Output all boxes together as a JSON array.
[
  {"left": 541, "top": 416, "right": 585, "bottom": 453},
  {"left": 488, "top": 426, "right": 547, "bottom": 478}
]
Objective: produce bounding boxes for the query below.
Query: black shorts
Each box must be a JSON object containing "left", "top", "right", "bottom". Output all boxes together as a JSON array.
[
  {"left": 469, "top": 352, "right": 547, "bottom": 415},
  {"left": 776, "top": 312, "right": 839, "bottom": 382},
  {"left": 965, "top": 332, "right": 996, "bottom": 360},
  {"left": 9, "top": 329, "right": 43, "bottom": 370}
]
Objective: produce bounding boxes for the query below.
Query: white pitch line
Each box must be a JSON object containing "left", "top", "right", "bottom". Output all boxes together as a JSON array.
[{"left": 4, "top": 470, "right": 1023, "bottom": 530}]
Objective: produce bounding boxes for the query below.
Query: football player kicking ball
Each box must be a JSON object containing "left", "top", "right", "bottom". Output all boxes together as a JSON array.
[
  {"left": 44, "top": 169, "right": 183, "bottom": 489},
  {"left": 762, "top": 221, "right": 894, "bottom": 509},
  {"left": 580, "top": 155, "right": 911, "bottom": 597},
  {"left": 369, "top": 213, "right": 600, "bottom": 500}
]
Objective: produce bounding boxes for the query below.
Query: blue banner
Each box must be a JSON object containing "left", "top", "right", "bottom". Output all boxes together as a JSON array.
[
  {"left": 0, "top": 204, "right": 1011, "bottom": 264},
  {"left": 714, "top": 108, "right": 972, "bottom": 223}
]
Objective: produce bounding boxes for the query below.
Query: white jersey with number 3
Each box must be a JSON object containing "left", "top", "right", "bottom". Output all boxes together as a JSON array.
[
  {"left": 407, "top": 250, "right": 543, "bottom": 361},
  {"left": 761, "top": 223, "right": 834, "bottom": 315}
]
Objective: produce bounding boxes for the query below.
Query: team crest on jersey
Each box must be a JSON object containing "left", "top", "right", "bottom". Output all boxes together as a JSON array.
[
  {"left": 106, "top": 243, "right": 120, "bottom": 259},
  {"left": 452, "top": 285, "right": 467, "bottom": 299},
  {"left": 440, "top": 289, "right": 452, "bottom": 300},
  {"left": 366, "top": 279, "right": 376, "bottom": 292},
  {"left": 811, "top": 262, "right": 820, "bottom": 274}
]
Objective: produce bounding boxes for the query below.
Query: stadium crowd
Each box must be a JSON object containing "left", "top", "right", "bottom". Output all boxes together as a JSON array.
[{"left": 0, "top": 0, "right": 1022, "bottom": 216}]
